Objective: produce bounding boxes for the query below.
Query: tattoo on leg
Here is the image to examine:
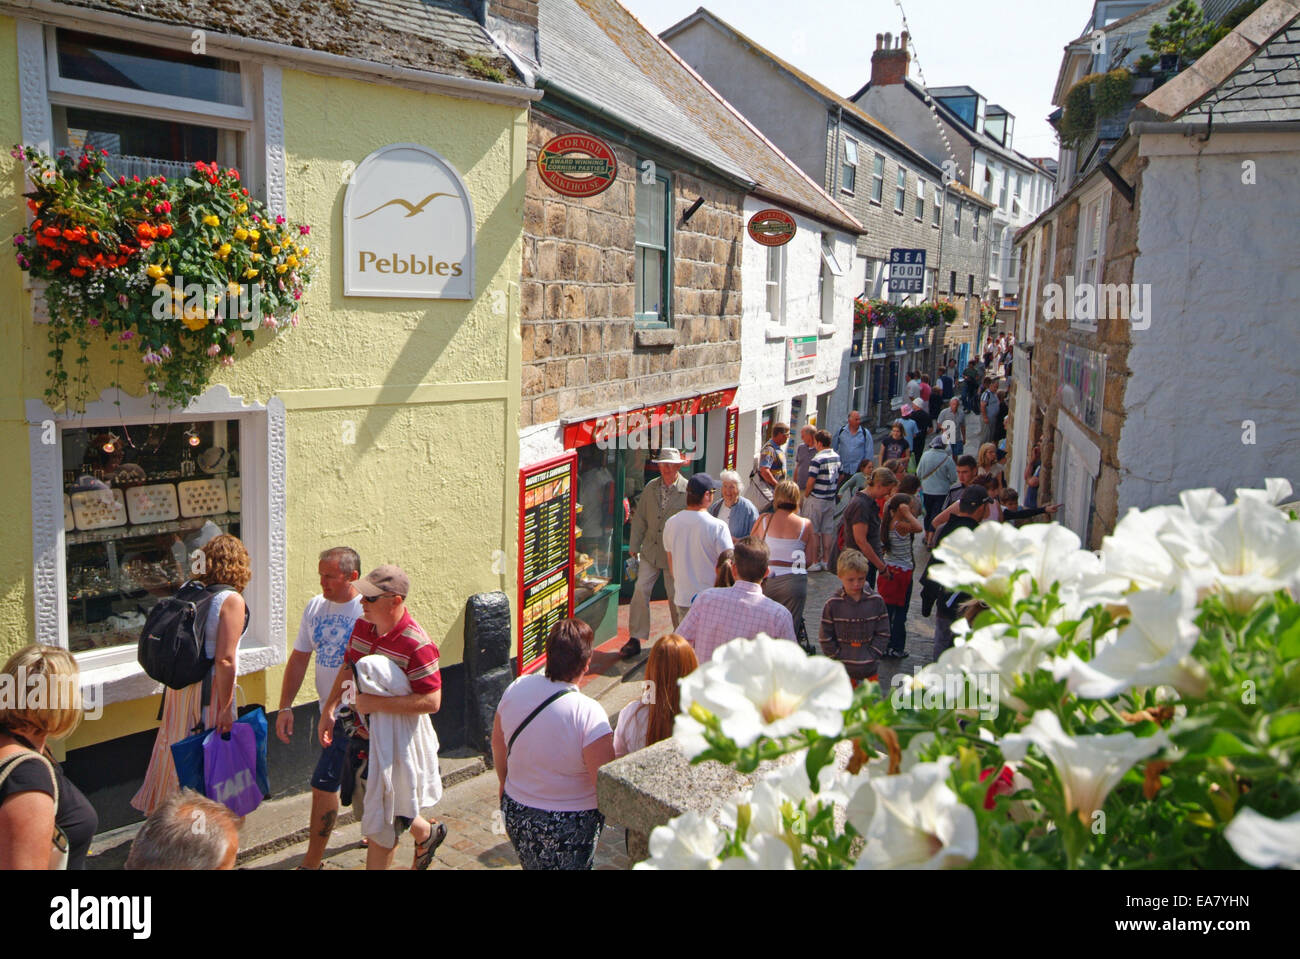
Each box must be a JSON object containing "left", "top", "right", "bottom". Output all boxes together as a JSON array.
[{"left": 318, "top": 810, "right": 337, "bottom": 838}]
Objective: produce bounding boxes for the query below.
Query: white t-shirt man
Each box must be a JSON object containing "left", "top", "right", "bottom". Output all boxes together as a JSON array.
[
  {"left": 293, "top": 594, "right": 364, "bottom": 706},
  {"left": 662, "top": 508, "right": 733, "bottom": 609}
]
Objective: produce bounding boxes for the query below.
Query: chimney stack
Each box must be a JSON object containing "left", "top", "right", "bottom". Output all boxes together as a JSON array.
[{"left": 870, "top": 28, "right": 911, "bottom": 86}]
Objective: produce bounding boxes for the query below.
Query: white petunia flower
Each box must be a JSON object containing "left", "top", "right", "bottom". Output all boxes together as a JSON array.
[
  {"left": 1223, "top": 808, "right": 1300, "bottom": 870},
  {"left": 671, "top": 712, "right": 711, "bottom": 760},
  {"left": 1051, "top": 589, "right": 1208, "bottom": 699},
  {"left": 1016, "top": 523, "right": 1102, "bottom": 592},
  {"left": 678, "top": 634, "right": 852, "bottom": 748},
  {"left": 635, "top": 811, "right": 724, "bottom": 870},
  {"left": 719, "top": 760, "right": 846, "bottom": 837},
  {"left": 1191, "top": 496, "right": 1300, "bottom": 611},
  {"left": 852, "top": 758, "right": 979, "bottom": 869},
  {"left": 1234, "top": 477, "right": 1293, "bottom": 507},
  {"left": 929, "top": 522, "right": 1038, "bottom": 599},
  {"left": 718, "top": 832, "right": 797, "bottom": 870},
  {"left": 965, "top": 625, "right": 1064, "bottom": 711},
  {"left": 999, "top": 711, "right": 1169, "bottom": 821}
]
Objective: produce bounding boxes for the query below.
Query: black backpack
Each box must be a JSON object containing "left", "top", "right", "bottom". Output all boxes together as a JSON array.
[{"left": 138, "top": 581, "right": 240, "bottom": 690}]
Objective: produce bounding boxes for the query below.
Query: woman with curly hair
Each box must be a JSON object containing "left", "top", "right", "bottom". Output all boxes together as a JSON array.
[{"left": 132, "top": 534, "right": 251, "bottom": 816}]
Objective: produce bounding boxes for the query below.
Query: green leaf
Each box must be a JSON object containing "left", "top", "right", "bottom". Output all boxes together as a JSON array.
[
  {"left": 1277, "top": 615, "right": 1300, "bottom": 660},
  {"left": 1268, "top": 711, "right": 1300, "bottom": 740}
]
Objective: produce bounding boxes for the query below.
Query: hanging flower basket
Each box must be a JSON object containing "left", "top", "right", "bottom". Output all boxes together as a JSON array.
[
  {"left": 854, "top": 297, "right": 946, "bottom": 335},
  {"left": 979, "top": 301, "right": 999, "bottom": 327},
  {"left": 11, "top": 145, "right": 316, "bottom": 411}
]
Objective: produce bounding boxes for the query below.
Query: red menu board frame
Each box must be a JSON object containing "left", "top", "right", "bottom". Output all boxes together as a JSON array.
[
  {"left": 724, "top": 405, "right": 739, "bottom": 471},
  {"left": 518, "top": 451, "right": 578, "bottom": 676}
]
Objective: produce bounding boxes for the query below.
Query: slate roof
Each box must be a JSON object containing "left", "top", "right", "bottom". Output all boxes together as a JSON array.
[
  {"left": 13, "top": 0, "right": 524, "bottom": 86},
  {"left": 537, "top": 0, "right": 862, "bottom": 232},
  {"left": 886, "top": 78, "right": 1041, "bottom": 175},
  {"left": 1140, "top": 0, "right": 1300, "bottom": 121},
  {"left": 661, "top": 7, "right": 943, "bottom": 177}
]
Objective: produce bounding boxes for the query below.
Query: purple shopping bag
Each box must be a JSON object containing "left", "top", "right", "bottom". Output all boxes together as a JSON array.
[{"left": 203, "top": 724, "right": 263, "bottom": 817}]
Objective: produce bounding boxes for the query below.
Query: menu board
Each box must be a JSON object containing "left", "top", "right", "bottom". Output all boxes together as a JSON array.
[
  {"left": 724, "top": 406, "right": 739, "bottom": 471},
  {"left": 518, "top": 452, "right": 577, "bottom": 673}
]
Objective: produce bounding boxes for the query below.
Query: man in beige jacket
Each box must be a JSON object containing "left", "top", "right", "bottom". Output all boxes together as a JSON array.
[{"left": 623, "top": 448, "right": 689, "bottom": 659}]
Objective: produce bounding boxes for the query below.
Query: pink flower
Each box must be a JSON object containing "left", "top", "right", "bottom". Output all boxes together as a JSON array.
[
  {"left": 119, "top": 330, "right": 134, "bottom": 341},
  {"left": 274, "top": 215, "right": 286, "bottom": 226},
  {"left": 298, "top": 225, "right": 310, "bottom": 236},
  {"left": 290, "top": 313, "right": 300, "bottom": 327},
  {"left": 159, "top": 345, "right": 172, "bottom": 359},
  {"left": 207, "top": 343, "right": 222, "bottom": 357},
  {"left": 142, "top": 349, "right": 163, "bottom": 366},
  {"left": 220, "top": 356, "right": 235, "bottom": 367},
  {"left": 292, "top": 289, "right": 302, "bottom": 301},
  {"left": 16, "top": 253, "right": 29, "bottom": 269},
  {"left": 261, "top": 316, "right": 278, "bottom": 329},
  {"left": 88, "top": 317, "right": 101, "bottom": 328},
  {"left": 12, "top": 235, "right": 26, "bottom": 245},
  {"left": 117, "top": 294, "right": 129, "bottom": 308},
  {"left": 227, "top": 332, "right": 240, "bottom": 345}
]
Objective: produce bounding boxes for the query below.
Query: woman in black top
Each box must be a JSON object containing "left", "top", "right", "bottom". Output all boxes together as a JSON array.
[
  {"left": 0, "top": 645, "right": 97, "bottom": 869},
  {"left": 878, "top": 421, "right": 912, "bottom": 467}
]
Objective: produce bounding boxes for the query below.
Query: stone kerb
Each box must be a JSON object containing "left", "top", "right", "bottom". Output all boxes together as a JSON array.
[{"left": 597, "top": 736, "right": 854, "bottom": 865}]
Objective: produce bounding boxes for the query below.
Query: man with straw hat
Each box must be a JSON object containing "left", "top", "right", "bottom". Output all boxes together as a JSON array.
[{"left": 623, "top": 448, "right": 689, "bottom": 659}]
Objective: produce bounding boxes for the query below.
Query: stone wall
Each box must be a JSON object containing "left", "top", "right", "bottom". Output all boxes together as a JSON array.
[{"left": 520, "top": 110, "right": 744, "bottom": 429}]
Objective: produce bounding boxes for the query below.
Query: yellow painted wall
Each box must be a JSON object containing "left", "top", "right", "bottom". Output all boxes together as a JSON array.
[{"left": 0, "top": 22, "right": 526, "bottom": 749}]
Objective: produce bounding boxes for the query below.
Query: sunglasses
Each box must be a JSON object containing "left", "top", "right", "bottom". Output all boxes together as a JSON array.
[{"left": 360, "top": 593, "right": 392, "bottom": 604}]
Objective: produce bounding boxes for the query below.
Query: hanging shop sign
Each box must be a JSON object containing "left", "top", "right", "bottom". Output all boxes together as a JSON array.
[
  {"left": 343, "top": 143, "right": 475, "bottom": 299},
  {"left": 563, "top": 387, "right": 738, "bottom": 449},
  {"left": 537, "top": 133, "right": 619, "bottom": 198},
  {"left": 785, "top": 336, "right": 817, "bottom": 382},
  {"left": 1058, "top": 343, "right": 1106, "bottom": 432},
  {"left": 724, "top": 406, "right": 739, "bottom": 471},
  {"left": 747, "top": 209, "right": 797, "bottom": 247},
  {"left": 518, "top": 452, "right": 578, "bottom": 675},
  {"left": 888, "top": 248, "right": 926, "bottom": 294}
]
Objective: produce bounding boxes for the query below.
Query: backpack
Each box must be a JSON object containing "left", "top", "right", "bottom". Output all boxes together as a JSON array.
[{"left": 138, "top": 581, "right": 241, "bottom": 691}]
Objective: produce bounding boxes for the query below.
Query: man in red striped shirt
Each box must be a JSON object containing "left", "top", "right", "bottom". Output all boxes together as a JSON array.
[{"left": 318, "top": 565, "right": 447, "bottom": 869}]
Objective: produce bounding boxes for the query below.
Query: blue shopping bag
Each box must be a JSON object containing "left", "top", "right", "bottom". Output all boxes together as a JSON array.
[
  {"left": 203, "top": 724, "right": 263, "bottom": 817},
  {"left": 170, "top": 706, "right": 271, "bottom": 798}
]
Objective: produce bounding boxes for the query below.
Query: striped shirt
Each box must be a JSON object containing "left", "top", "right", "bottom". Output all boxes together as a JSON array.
[
  {"left": 678, "top": 581, "right": 797, "bottom": 663},
  {"left": 819, "top": 586, "right": 890, "bottom": 681},
  {"left": 345, "top": 609, "right": 441, "bottom": 693},
  {"left": 808, "top": 449, "right": 841, "bottom": 500}
]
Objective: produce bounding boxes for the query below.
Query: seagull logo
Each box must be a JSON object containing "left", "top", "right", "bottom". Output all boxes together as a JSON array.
[{"left": 356, "top": 192, "right": 456, "bottom": 219}]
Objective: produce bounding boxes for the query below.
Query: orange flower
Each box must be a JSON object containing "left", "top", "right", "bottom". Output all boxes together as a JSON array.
[
  {"left": 157, "top": 223, "right": 173, "bottom": 238},
  {"left": 68, "top": 267, "right": 86, "bottom": 277},
  {"left": 136, "top": 222, "right": 158, "bottom": 240}
]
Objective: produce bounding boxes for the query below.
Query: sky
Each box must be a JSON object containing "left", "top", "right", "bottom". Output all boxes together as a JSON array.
[{"left": 621, "top": 0, "right": 1098, "bottom": 161}]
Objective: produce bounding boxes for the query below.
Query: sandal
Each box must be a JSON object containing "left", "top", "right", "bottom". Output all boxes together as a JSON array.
[{"left": 413, "top": 822, "right": 447, "bottom": 870}]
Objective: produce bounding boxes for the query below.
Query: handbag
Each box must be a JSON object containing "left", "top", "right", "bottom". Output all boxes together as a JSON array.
[
  {"left": 0, "top": 750, "right": 69, "bottom": 869},
  {"left": 877, "top": 565, "right": 914, "bottom": 606},
  {"left": 203, "top": 724, "right": 263, "bottom": 817},
  {"left": 171, "top": 694, "right": 271, "bottom": 799}
]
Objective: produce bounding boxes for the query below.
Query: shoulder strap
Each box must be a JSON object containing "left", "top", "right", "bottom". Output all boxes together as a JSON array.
[
  {"left": 920, "top": 456, "right": 947, "bottom": 483},
  {"left": 507, "top": 689, "right": 574, "bottom": 757},
  {"left": 754, "top": 512, "right": 772, "bottom": 542}
]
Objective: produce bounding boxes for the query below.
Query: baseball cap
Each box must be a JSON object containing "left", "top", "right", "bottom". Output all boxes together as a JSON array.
[
  {"left": 687, "top": 473, "right": 721, "bottom": 497},
  {"left": 354, "top": 564, "right": 410, "bottom": 598},
  {"left": 959, "top": 486, "right": 993, "bottom": 511}
]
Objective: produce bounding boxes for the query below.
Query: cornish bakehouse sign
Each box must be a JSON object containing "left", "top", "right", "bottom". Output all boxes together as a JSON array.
[
  {"left": 343, "top": 143, "right": 475, "bottom": 299},
  {"left": 747, "top": 208, "right": 797, "bottom": 247},
  {"left": 537, "top": 134, "right": 619, "bottom": 198}
]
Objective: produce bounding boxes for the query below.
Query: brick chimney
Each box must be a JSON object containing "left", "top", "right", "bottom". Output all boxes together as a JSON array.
[
  {"left": 475, "top": 0, "right": 539, "bottom": 66},
  {"left": 870, "top": 30, "right": 910, "bottom": 86}
]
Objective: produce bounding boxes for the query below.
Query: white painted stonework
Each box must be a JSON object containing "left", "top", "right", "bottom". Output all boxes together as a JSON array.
[
  {"left": 1121, "top": 137, "right": 1300, "bottom": 512},
  {"left": 737, "top": 195, "right": 863, "bottom": 475}
]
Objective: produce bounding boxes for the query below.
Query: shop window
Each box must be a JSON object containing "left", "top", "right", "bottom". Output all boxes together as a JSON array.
[
  {"left": 761, "top": 405, "right": 780, "bottom": 443},
  {"left": 47, "top": 29, "right": 251, "bottom": 182},
  {"left": 635, "top": 166, "right": 672, "bottom": 326},
  {"left": 576, "top": 445, "right": 618, "bottom": 588},
  {"left": 62, "top": 420, "right": 242, "bottom": 655}
]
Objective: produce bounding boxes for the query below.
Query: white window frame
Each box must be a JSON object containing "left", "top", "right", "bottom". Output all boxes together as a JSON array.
[
  {"left": 973, "top": 210, "right": 980, "bottom": 243},
  {"left": 998, "top": 166, "right": 1010, "bottom": 209},
  {"left": 1076, "top": 184, "right": 1109, "bottom": 291},
  {"left": 870, "top": 153, "right": 884, "bottom": 204},
  {"left": 991, "top": 225, "right": 1004, "bottom": 277},
  {"left": 953, "top": 200, "right": 961, "bottom": 237},
  {"left": 841, "top": 137, "right": 858, "bottom": 194},
  {"left": 766, "top": 244, "right": 786, "bottom": 324},
  {"left": 894, "top": 166, "right": 907, "bottom": 214},
  {"left": 26, "top": 386, "right": 287, "bottom": 706},
  {"left": 914, "top": 180, "right": 925, "bottom": 221}
]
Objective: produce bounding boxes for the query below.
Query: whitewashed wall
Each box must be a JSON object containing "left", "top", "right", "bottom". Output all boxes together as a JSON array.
[
  {"left": 1120, "top": 135, "right": 1300, "bottom": 511},
  {"left": 737, "top": 195, "right": 864, "bottom": 465}
]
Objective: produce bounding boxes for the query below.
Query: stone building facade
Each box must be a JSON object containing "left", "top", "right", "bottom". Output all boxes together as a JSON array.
[{"left": 520, "top": 110, "right": 742, "bottom": 430}]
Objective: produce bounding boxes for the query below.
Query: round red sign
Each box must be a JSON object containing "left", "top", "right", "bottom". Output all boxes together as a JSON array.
[
  {"left": 748, "top": 208, "right": 797, "bottom": 247},
  {"left": 537, "top": 134, "right": 619, "bottom": 198}
]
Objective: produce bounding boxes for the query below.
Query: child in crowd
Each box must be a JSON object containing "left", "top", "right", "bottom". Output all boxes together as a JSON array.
[
  {"left": 819, "top": 549, "right": 891, "bottom": 687},
  {"left": 713, "top": 548, "right": 736, "bottom": 588}
]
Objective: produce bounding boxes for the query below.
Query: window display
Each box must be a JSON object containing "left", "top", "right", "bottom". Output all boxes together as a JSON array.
[{"left": 62, "top": 419, "right": 241, "bottom": 653}]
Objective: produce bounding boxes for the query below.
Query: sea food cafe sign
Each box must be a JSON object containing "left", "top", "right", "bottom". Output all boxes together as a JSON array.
[{"left": 343, "top": 143, "right": 474, "bottom": 298}]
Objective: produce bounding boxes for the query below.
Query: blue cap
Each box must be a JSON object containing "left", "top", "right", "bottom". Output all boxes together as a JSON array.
[{"left": 687, "top": 473, "right": 721, "bottom": 497}]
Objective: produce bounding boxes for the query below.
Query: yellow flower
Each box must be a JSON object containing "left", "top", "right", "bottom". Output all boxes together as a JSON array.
[
  {"left": 275, "top": 263, "right": 288, "bottom": 274},
  {"left": 300, "top": 246, "right": 310, "bottom": 258},
  {"left": 235, "top": 203, "right": 248, "bottom": 215},
  {"left": 248, "top": 230, "right": 260, "bottom": 241},
  {"left": 286, "top": 255, "right": 299, "bottom": 269},
  {"left": 234, "top": 228, "right": 248, "bottom": 242},
  {"left": 181, "top": 310, "right": 209, "bottom": 331},
  {"left": 165, "top": 265, "right": 173, "bottom": 275},
  {"left": 244, "top": 268, "right": 259, "bottom": 279},
  {"left": 217, "top": 242, "right": 232, "bottom": 258},
  {"left": 145, "top": 263, "right": 165, "bottom": 280},
  {"left": 227, "top": 281, "right": 242, "bottom": 297},
  {"left": 271, "top": 246, "right": 281, "bottom": 256},
  {"left": 251, "top": 253, "right": 262, "bottom": 262},
  {"left": 202, "top": 215, "right": 220, "bottom": 227}
]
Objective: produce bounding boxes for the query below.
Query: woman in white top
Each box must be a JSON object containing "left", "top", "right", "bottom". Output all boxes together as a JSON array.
[
  {"left": 754, "top": 480, "right": 814, "bottom": 651},
  {"left": 613, "top": 634, "right": 697, "bottom": 758},
  {"left": 132, "top": 534, "right": 250, "bottom": 815},
  {"left": 492, "top": 618, "right": 614, "bottom": 870}
]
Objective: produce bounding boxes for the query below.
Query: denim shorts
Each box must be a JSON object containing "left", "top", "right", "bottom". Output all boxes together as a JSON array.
[{"left": 311, "top": 716, "right": 349, "bottom": 792}]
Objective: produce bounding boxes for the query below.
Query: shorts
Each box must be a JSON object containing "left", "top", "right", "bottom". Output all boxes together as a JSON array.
[
  {"left": 804, "top": 496, "right": 837, "bottom": 536},
  {"left": 311, "top": 716, "right": 350, "bottom": 792}
]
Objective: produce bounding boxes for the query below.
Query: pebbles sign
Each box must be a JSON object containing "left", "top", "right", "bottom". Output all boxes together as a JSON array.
[
  {"left": 537, "top": 134, "right": 619, "bottom": 198},
  {"left": 343, "top": 143, "right": 475, "bottom": 298}
]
